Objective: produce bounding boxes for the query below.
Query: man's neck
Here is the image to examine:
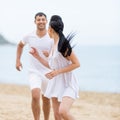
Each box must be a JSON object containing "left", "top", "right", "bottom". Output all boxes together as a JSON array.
[{"left": 36, "top": 29, "right": 47, "bottom": 38}]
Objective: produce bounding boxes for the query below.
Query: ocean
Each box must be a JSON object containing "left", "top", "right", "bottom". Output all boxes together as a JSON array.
[{"left": 0, "top": 45, "right": 120, "bottom": 93}]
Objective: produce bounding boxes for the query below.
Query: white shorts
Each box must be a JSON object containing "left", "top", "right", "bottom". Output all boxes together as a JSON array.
[{"left": 28, "top": 73, "right": 49, "bottom": 94}]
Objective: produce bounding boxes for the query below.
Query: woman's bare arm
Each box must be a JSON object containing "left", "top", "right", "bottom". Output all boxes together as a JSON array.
[{"left": 29, "top": 47, "right": 50, "bottom": 68}]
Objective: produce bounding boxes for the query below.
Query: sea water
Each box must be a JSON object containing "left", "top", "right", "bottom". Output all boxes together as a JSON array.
[{"left": 0, "top": 45, "right": 120, "bottom": 93}]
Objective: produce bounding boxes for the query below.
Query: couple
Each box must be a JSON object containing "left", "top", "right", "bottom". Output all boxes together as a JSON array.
[{"left": 16, "top": 12, "right": 80, "bottom": 120}]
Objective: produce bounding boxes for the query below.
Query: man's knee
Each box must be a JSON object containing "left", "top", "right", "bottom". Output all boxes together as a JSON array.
[
  {"left": 42, "top": 95, "right": 50, "bottom": 104},
  {"left": 32, "top": 89, "right": 40, "bottom": 102}
]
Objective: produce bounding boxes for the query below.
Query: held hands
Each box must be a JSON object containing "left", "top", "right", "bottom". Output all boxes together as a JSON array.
[{"left": 45, "top": 70, "right": 59, "bottom": 79}]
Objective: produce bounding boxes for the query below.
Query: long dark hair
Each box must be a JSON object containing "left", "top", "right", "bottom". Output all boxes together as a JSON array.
[{"left": 49, "top": 15, "right": 75, "bottom": 57}]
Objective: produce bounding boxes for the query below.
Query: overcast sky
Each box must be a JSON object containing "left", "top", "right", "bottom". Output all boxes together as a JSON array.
[{"left": 0, "top": 0, "right": 120, "bottom": 45}]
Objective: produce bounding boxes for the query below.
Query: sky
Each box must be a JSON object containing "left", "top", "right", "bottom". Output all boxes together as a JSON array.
[{"left": 0, "top": 0, "right": 120, "bottom": 45}]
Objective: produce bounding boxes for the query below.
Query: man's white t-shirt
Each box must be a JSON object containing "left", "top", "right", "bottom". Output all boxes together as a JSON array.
[{"left": 22, "top": 31, "right": 53, "bottom": 75}]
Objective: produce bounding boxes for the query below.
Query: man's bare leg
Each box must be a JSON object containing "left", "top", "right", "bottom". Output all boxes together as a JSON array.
[
  {"left": 32, "top": 88, "right": 41, "bottom": 120},
  {"left": 52, "top": 97, "right": 62, "bottom": 120},
  {"left": 42, "top": 95, "right": 51, "bottom": 120}
]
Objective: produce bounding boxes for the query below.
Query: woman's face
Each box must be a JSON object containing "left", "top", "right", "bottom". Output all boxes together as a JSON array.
[{"left": 48, "top": 26, "right": 53, "bottom": 38}]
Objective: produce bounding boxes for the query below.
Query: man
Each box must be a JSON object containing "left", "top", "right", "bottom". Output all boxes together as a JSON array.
[{"left": 16, "top": 12, "right": 53, "bottom": 120}]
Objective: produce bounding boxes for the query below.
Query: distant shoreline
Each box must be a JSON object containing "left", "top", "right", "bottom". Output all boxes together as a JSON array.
[{"left": 0, "top": 34, "right": 16, "bottom": 45}]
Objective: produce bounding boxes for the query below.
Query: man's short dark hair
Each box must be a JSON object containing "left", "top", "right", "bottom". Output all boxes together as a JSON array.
[{"left": 35, "top": 12, "right": 47, "bottom": 19}]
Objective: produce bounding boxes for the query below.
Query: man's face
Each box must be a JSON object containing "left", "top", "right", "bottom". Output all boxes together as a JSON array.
[{"left": 35, "top": 15, "right": 47, "bottom": 30}]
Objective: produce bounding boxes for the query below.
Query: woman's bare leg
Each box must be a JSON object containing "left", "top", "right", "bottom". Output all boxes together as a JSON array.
[{"left": 59, "top": 97, "right": 75, "bottom": 120}]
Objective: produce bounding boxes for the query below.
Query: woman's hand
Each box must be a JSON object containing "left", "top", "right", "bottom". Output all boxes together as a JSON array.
[
  {"left": 29, "top": 47, "right": 50, "bottom": 68},
  {"left": 42, "top": 50, "right": 49, "bottom": 57},
  {"left": 29, "top": 47, "right": 40, "bottom": 59},
  {"left": 45, "top": 70, "right": 59, "bottom": 79}
]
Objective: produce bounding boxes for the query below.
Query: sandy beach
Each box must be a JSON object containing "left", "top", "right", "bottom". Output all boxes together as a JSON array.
[{"left": 0, "top": 83, "right": 120, "bottom": 120}]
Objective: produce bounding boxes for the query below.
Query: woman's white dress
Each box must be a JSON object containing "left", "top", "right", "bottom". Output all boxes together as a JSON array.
[{"left": 44, "top": 47, "right": 79, "bottom": 102}]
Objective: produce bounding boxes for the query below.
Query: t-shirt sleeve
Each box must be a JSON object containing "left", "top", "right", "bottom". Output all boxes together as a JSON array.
[{"left": 21, "top": 35, "right": 29, "bottom": 45}]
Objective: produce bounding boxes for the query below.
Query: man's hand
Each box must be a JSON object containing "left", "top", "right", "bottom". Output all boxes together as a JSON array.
[{"left": 16, "top": 60, "right": 22, "bottom": 71}]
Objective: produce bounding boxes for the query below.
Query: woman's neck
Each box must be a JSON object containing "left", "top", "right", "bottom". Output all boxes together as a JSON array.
[{"left": 54, "top": 34, "right": 59, "bottom": 45}]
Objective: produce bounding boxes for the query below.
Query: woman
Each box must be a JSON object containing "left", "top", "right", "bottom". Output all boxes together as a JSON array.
[{"left": 30, "top": 15, "right": 80, "bottom": 120}]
